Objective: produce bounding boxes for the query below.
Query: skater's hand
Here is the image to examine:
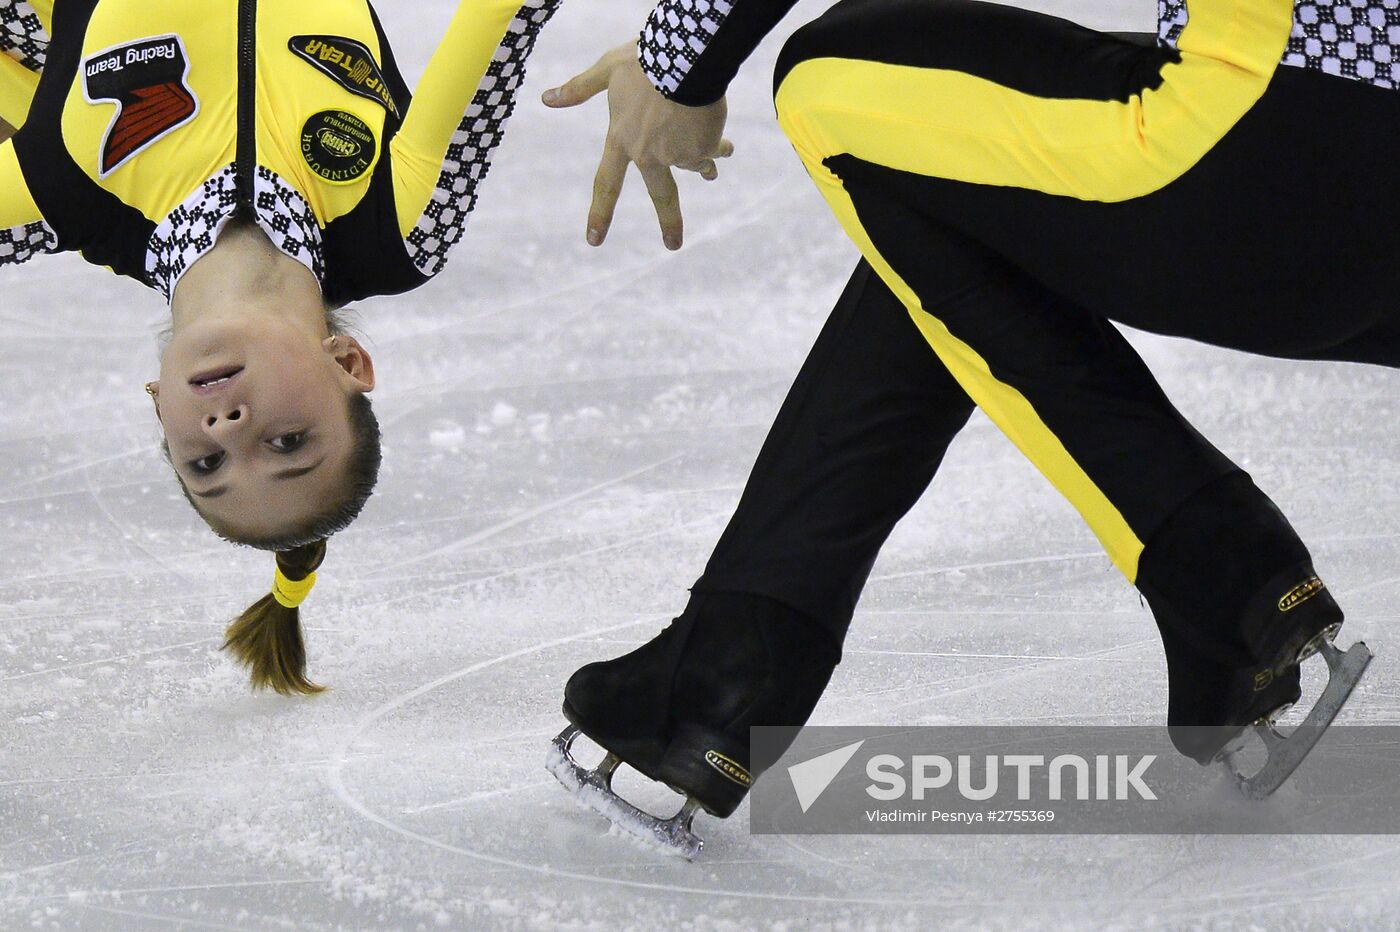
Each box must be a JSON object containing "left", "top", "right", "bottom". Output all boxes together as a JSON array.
[{"left": 542, "top": 42, "right": 732, "bottom": 251}]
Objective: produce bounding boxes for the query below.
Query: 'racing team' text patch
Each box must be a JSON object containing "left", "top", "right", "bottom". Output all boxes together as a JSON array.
[{"left": 82, "top": 34, "right": 199, "bottom": 178}]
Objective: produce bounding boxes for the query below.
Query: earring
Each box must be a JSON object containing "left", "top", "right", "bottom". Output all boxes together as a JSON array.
[{"left": 144, "top": 382, "right": 158, "bottom": 397}]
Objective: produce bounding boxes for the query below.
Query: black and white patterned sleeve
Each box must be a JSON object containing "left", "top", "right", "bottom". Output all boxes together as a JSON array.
[
  {"left": 1156, "top": 0, "right": 1189, "bottom": 49},
  {"left": 1282, "top": 0, "right": 1400, "bottom": 89},
  {"left": 1, "top": 0, "right": 48, "bottom": 72},
  {"left": 392, "top": 0, "right": 562, "bottom": 279},
  {"left": 0, "top": 217, "right": 57, "bottom": 267},
  {"left": 639, "top": 0, "right": 802, "bottom": 106},
  {"left": 1158, "top": 0, "right": 1400, "bottom": 91}
]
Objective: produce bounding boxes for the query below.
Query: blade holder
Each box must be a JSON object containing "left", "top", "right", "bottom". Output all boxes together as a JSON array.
[{"left": 546, "top": 725, "right": 706, "bottom": 859}]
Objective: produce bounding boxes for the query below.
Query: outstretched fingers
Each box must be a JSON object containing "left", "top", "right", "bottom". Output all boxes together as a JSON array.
[
  {"left": 588, "top": 143, "right": 630, "bottom": 246},
  {"left": 542, "top": 39, "right": 732, "bottom": 250},
  {"left": 639, "top": 163, "right": 683, "bottom": 250},
  {"left": 543, "top": 57, "right": 611, "bottom": 108}
]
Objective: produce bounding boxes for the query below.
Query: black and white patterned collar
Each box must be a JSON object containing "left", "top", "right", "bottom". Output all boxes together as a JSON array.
[{"left": 146, "top": 165, "right": 325, "bottom": 302}]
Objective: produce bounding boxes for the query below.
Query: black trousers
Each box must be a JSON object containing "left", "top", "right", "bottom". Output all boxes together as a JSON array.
[{"left": 685, "top": 0, "right": 1397, "bottom": 729}]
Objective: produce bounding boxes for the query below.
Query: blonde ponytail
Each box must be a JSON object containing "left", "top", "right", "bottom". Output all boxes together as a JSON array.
[{"left": 222, "top": 540, "right": 328, "bottom": 695}]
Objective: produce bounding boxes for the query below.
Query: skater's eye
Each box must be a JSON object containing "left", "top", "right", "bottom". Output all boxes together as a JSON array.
[
  {"left": 188, "top": 451, "right": 226, "bottom": 475},
  {"left": 269, "top": 431, "right": 307, "bottom": 453}
]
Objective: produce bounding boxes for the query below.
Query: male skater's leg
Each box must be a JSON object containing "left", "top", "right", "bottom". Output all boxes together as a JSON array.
[
  {"left": 774, "top": 0, "right": 1374, "bottom": 764},
  {"left": 695, "top": 259, "right": 977, "bottom": 638},
  {"left": 554, "top": 0, "right": 1386, "bottom": 828},
  {"left": 561, "top": 258, "right": 976, "bottom": 816}
]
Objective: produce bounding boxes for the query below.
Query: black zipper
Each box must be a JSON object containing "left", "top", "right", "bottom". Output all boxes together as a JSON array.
[{"left": 236, "top": 0, "right": 258, "bottom": 217}]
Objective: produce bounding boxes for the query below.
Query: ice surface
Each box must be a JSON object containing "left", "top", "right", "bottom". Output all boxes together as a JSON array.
[{"left": 3, "top": 0, "right": 1398, "bottom": 929}]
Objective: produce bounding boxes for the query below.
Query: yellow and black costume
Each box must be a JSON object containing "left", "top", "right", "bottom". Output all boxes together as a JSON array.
[
  {"left": 0, "top": 0, "right": 558, "bottom": 306},
  {"left": 634, "top": 0, "right": 1399, "bottom": 757}
]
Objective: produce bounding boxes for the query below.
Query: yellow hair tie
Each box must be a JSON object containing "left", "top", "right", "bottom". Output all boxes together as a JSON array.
[{"left": 272, "top": 568, "right": 318, "bottom": 609}]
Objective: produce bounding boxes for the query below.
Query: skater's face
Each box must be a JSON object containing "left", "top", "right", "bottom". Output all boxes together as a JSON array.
[{"left": 150, "top": 311, "right": 375, "bottom": 540}]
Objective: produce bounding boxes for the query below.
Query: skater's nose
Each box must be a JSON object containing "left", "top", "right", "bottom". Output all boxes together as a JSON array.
[{"left": 202, "top": 404, "right": 251, "bottom": 440}]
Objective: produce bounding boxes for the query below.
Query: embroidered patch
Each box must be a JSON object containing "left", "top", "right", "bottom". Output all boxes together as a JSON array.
[
  {"left": 288, "top": 35, "right": 399, "bottom": 117},
  {"left": 81, "top": 34, "right": 199, "bottom": 178},
  {"left": 300, "top": 110, "right": 377, "bottom": 184}
]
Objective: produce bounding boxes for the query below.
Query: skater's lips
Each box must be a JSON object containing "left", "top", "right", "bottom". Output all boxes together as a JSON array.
[{"left": 187, "top": 366, "right": 244, "bottom": 395}]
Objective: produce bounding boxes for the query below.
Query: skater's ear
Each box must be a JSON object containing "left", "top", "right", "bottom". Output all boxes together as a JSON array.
[
  {"left": 145, "top": 380, "right": 161, "bottom": 421},
  {"left": 321, "top": 334, "right": 376, "bottom": 392}
]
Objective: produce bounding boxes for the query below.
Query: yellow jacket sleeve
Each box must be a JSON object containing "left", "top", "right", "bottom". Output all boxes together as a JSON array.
[
  {"left": 391, "top": 0, "right": 560, "bottom": 275},
  {"left": 0, "top": 139, "right": 55, "bottom": 266},
  {"left": 0, "top": 53, "right": 39, "bottom": 128}
]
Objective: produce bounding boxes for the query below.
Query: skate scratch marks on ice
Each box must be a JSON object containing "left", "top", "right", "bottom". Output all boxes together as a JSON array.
[
  {"left": 371, "top": 453, "right": 682, "bottom": 574},
  {"left": 0, "top": 445, "right": 151, "bottom": 498},
  {"left": 5, "top": 840, "right": 150, "bottom": 878},
  {"left": 1147, "top": 843, "right": 1400, "bottom": 925},
  {"left": 82, "top": 459, "right": 196, "bottom": 586},
  {"left": 3, "top": 637, "right": 214, "bottom": 682},
  {"left": 389, "top": 487, "right": 734, "bottom": 560},
  {"left": 399, "top": 780, "right": 556, "bottom": 814},
  {"left": 0, "top": 755, "right": 373, "bottom": 790},
  {"left": 73, "top": 902, "right": 246, "bottom": 931},
  {"left": 385, "top": 367, "right": 784, "bottom": 419},
  {"left": 378, "top": 181, "right": 789, "bottom": 345},
  {"left": 831, "top": 637, "right": 1158, "bottom": 723},
  {"left": 36, "top": 877, "right": 325, "bottom": 904},
  {"left": 1344, "top": 572, "right": 1400, "bottom": 596},
  {"left": 365, "top": 508, "right": 728, "bottom": 599},
  {"left": 868, "top": 549, "right": 1106, "bottom": 583},
  {"left": 324, "top": 616, "right": 982, "bottom": 905}
]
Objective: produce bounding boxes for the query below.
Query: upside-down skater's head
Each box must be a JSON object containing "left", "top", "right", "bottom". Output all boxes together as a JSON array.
[
  {"left": 146, "top": 220, "right": 383, "bottom": 695},
  {"left": 148, "top": 221, "right": 381, "bottom": 543}
]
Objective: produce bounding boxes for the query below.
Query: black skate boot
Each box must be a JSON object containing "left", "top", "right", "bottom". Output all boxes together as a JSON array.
[
  {"left": 1138, "top": 474, "right": 1373, "bottom": 797},
  {"left": 1155, "top": 567, "right": 1371, "bottom": 796},
  {"left": 547, "top": 592, "right": 840, "bottom": 857},
  {"left": 558, "top": 613, "right": 689, "bottom": 783}
]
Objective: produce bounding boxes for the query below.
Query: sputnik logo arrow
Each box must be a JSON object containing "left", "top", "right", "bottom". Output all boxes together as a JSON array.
[{"left": 787, "top": 740, "right": 865, "bottom": 813}]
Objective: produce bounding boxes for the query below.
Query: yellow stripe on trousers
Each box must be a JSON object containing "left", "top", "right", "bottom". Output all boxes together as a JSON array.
[{"left": 774, "top": 0, "right": 1293, "bottom": 581}]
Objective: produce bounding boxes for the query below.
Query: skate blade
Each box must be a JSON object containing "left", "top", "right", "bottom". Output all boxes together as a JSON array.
[
  {"left": 1223, "top": 636, "right": 1374, "bottom": 800},
  {"left": 545, "top": 724, "right": 704, "bottom": 860}
]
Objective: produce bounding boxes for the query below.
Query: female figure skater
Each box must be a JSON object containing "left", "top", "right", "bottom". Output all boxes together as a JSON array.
[
  {"left": 543, "top": 0, "right": 1389, "bottom": 852},
  {"left": 0, "top": 0, "right": 558, "bottom": 693}
]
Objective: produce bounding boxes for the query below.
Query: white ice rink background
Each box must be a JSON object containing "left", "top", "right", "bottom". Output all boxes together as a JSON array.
[{"left": 3, "top": 0, "right": 1398, "bottom": 927}]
